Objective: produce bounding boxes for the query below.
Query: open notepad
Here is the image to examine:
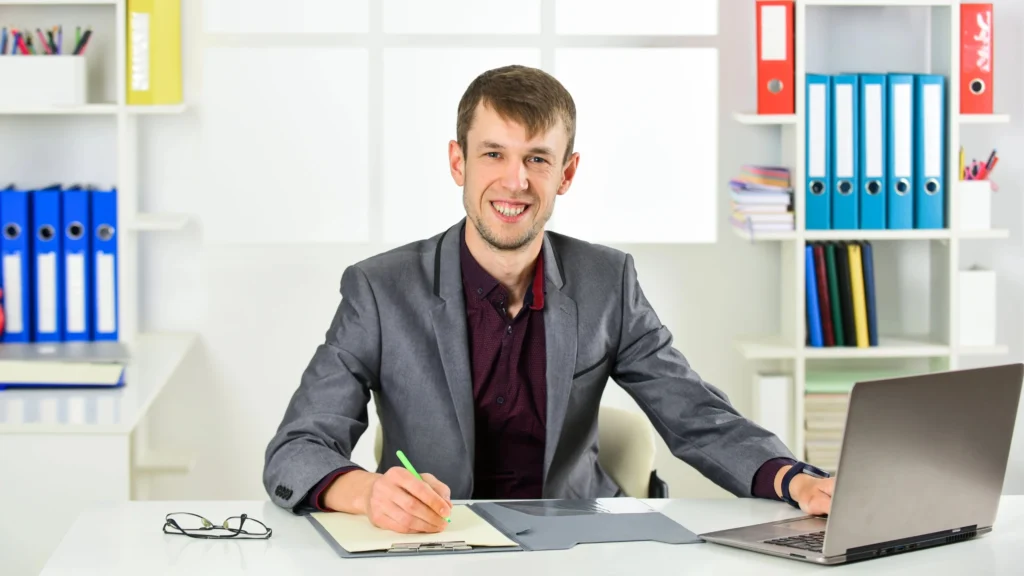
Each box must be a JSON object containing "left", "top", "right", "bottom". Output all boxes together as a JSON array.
[{"left": 309, "top": 505, "right": 519, "bottom": 554}]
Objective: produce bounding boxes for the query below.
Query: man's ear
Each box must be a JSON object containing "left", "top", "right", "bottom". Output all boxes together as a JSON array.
[
  {"left": 557, "top": 152, "right": 581, "bottom": 196},
  {"left": 449, "top": 140, "right": 466, "bottom": 186}
]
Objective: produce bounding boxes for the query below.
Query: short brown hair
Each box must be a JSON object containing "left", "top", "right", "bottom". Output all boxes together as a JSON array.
[{"left": 456, "top": 65, "right": 576, "bottom": 164}]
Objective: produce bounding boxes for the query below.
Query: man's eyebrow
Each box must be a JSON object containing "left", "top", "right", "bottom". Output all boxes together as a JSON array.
[
  {"left": 527, "top": 146, "right": 555, "bottom": 157},
  {"left": 480, "top": 140, "right": 505, "bottom": 150}
]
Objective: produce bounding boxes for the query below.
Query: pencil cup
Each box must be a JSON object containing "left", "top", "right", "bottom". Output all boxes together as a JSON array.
[
  {"left": 958, "top": 180, "right": 992, "bottom": 231},
  {"left": 0, "top": 55, "right": 87, "bottom": 108}
]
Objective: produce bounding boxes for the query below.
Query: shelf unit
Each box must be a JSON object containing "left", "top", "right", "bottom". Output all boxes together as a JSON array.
[{"left": 734, "top": 0, "right": 1010, "bottom": 461}]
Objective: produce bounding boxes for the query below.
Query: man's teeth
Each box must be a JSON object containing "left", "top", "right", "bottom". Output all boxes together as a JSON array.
[{"left": 492, "top": 202, "right": 526, "bottom": 217}]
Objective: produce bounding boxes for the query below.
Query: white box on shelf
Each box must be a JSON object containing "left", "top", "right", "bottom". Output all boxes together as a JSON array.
[
  {"left": 959, "top": 180, "right": 993, "bottom": 231},
  {"left": 958, "top": 268, "right": 996, "bottom": 347},
  {"left": 752, "top": 372, "right": 793, "bottom": 450},
  {"left": 0, "top": 56, "right": 87, "bottom": 109}
]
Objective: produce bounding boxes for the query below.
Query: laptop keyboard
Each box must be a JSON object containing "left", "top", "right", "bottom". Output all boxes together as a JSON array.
[{"left": 765, "top": 531, "right": 825, "bottom": 553}]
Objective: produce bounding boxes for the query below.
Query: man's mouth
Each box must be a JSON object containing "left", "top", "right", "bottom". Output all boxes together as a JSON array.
[{"left": 491, "top": 201, "right": 530, "bottom": 222}]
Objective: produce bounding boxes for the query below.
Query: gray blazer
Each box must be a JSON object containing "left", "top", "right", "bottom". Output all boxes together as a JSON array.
[{"left": 264, "top": 220, "right": 793, "bottom": 511}]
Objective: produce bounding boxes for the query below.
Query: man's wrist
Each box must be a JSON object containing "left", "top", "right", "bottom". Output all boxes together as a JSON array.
[{"left": 323, "top": 470, "right": 379, "bottom": 515}]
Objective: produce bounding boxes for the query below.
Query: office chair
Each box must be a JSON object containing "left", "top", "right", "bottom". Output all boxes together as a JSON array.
[{"left": 372, "top": 405, "right": 668, "bottom": 498}]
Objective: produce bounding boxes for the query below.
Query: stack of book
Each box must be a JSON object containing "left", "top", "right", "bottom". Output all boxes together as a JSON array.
[
  {"left": 729, "top": 165, "right": 794, "bottom": 235},
  {"left": 804, "top": 370, "right": 912, "bottom": 473}
]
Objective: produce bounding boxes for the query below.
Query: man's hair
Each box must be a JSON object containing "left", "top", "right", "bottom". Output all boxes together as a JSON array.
[{"left": 456, "top": 65, "right": 576, "bottom": 164}]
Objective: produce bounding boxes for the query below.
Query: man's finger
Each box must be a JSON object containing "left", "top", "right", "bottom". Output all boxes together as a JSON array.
[
  {"left": 392, "top": 489, "right": 448, "bottom": 530},
  {"left": 422, "top": 473, "right": 452, "bottom": 502},
  {"left": 395, "top": 473, "right": 451, "bottom": 518}
]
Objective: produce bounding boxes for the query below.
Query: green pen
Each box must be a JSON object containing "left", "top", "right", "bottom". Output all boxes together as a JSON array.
[{"left": 396, "top": 450, "right": 451, "bottom": 523}]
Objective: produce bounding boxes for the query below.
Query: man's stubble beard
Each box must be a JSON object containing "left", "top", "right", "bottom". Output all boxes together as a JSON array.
[{"left": 463, "top": 186, "right": 554, "bottom": 253}]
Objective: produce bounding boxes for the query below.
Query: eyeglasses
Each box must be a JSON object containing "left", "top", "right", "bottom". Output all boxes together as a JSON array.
[{"left": 163, "top": 512, "right": 273, "bottom": 540}]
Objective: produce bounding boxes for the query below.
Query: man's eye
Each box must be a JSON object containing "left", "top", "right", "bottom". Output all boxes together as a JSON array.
[
  {"left": 529, "top": 157, "right": 548, "bottom": 164},
  {"left": 485, "top": 152, "right": 501, "bottom": 158}
]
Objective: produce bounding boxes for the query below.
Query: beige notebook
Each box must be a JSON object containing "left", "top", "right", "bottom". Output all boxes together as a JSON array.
[
  {"left": 0, "top": 361, "right": 124, "bottom": 386},
  {"left": 310, "top": 505, "right": 517, "bottom": 553}
]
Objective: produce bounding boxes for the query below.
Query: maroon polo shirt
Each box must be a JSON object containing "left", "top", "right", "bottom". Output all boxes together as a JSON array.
[
  {"left": 304, "top": 229, "right": 791, "bottom": 509},
  {"left": 459, "top": 227, "right": 548, "bottom": 500}
]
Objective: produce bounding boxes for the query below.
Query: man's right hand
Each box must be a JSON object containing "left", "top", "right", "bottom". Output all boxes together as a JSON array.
[{"left": 322, "top": 467, "right": 452, "bottom": 534}]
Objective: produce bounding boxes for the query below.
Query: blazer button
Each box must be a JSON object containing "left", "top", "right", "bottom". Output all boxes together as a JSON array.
[{"left": 496, "top": 396, "right": 505, "bottom": 405}]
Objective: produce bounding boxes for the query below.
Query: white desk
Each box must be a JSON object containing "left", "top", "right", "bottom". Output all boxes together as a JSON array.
[
  {"left": 0, "top": 333, "right": 197, "bottom": 576},
  {"left": 40, "top": 496, "right": 1024, "bottom": 575}
]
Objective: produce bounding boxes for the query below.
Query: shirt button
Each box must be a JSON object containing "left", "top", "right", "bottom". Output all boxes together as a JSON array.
[
  {"left": 506, "top": 325, "right": 513, "bottom": 334},
  {"left": 477, "top": 287, "right": 483, "bottom": 295},
  {"left": 496, "top": 397, "right": 505, "bottom": 405}
]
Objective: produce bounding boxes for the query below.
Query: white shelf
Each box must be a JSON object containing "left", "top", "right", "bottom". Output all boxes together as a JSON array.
[
  {"left": 0, "top": 104, "right": 186, "bottom": 116},
  {"left": 731, "top": 227, "right": 797, "bottom": 242},
  {"left": 737, "top": 335, "right": 952, "bottom": 359},
  {"left": 959, "top": 114, "right": 1011, "bottom": 125},
  {"left": 126, "top": 104, "right": 187, "bottom": 116},
  {"left": 0, "top": 104, "right": 118, "bottom": 116},
  {"left": 127, "top": 213, "right": 190, "bottom": 232},
  {"left": 733, "top": 112, "right": 797, "bottom": 126},
  {"left": 802, "top": 0, "right": 953, "bottom": 6},
  {"left": 805, "top": 229, "right": 951, "bottom": 241},
  {"left": 804, "top": 337, "right": 950, "bottom": 359},
  {"left": 733, "top": 227, "right": 1010, "bottom": 242},
  {"left": 0, "top": 332, "right": 198, "bottom": 435},
  {"left": 0, "top": 0, "right": 116, "bottom": 4}
]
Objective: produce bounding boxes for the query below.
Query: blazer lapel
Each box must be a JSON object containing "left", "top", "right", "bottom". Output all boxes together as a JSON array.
[
  {"left": 541, "top": 236, "right": 578, "bottom": 486},
  {"left": 430, "top": 221, "right": 476, "bottom": 466}
]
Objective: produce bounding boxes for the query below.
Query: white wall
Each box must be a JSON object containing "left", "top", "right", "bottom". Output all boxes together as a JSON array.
[
  {"left": 958, "top": 0, "right": 1024, "bottom": 494},
  {"left": 139, "top": 0, "right": 1024, "bottom": 503}
]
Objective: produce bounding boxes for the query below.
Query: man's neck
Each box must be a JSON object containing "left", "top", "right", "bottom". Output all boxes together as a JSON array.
[{"left": 465, "top": 224, "right": 543, "bottom": 306}]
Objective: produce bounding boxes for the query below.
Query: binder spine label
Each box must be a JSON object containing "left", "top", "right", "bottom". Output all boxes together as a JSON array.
[
  {"left": 761, "top": 5, "right": 787, "bottom": 61},
  {"left": 67, "top": 252, "right": 86, "bottom": 334},
  {"left": 38, "top": 252, "right": 57, "bottom": 334},
  {"left": 4, "top": 252, "right": 23, "bottom": 334},
  {"left": 130, "top": 11, "right": 151, "bottom": 92},
  {"left": 97, "top": 252, "right": 116, "bottom": 334}
]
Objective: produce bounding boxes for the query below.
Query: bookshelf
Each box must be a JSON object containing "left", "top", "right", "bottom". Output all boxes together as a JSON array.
[{"left": 734, "top": 0, "right": 1010, "bottom": 462}]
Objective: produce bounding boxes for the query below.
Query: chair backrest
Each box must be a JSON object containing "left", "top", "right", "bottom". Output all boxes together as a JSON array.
[
  {"left": 371, "top": 405, "right": 657, "bottom": 497},
  {"left": 596, "top": 405, "right": 657, "bottom": 498}
]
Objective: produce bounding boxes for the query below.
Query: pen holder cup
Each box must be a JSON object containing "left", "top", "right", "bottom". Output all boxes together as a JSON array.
[
  {"left": 958, "top": 180, "right": 992, "bottom": 231},
  {"left": 0, "top": 55, "right": 87, "bottom": 108}
]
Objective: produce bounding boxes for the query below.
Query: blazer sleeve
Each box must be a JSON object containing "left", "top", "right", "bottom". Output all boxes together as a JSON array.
[
  {"left": 610, "top": 254, "right": 795, "bottom": 497},
  {"left": 263, "top": 264, "right": 381, "bottom": 512}
]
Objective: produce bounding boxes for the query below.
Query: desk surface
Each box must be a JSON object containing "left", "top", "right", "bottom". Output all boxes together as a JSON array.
[
  {"left": 0, "top": 332, "right": 196, "bottom": 435},
  {"left": 41, "top": 496, "right": 1024, "bottom": 575}
]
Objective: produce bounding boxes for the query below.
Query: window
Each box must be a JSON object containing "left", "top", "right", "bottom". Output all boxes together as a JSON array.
[{"left": 201, "top": 0, "right": 719, "bottom": 244}]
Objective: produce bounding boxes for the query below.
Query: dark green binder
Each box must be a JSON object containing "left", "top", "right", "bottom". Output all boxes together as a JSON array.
[{"left": 824, "top": 243, "right": 845, "bottom": 347}]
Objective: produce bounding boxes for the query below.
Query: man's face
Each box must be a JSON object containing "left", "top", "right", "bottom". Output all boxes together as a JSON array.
[{"left": 450, "top": 102, "right": 579, "bottom": 252}]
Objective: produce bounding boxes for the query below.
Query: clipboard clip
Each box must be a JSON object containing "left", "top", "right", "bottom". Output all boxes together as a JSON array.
[{"left": 387, "top": 541, "right": 472, "bottom": 553}]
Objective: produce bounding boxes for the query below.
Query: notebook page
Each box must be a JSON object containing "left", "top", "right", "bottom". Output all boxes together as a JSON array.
[{"left": 311, "top": 504, "right": 517, "bottom": 553}]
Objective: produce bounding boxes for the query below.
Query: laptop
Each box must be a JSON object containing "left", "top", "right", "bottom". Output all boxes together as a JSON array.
[{"left": 700, "top": 363, "right": 1023, "bottom": 565}]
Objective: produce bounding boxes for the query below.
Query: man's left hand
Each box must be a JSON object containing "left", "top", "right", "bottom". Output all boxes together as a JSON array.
[{"left": 789, "top": 474, "right": 835, "bottom": 516}]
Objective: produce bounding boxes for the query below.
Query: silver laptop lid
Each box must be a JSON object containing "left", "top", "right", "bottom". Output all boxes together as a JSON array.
[{"left": 824, "top": 363, "right": 1023, "bottom": 558}]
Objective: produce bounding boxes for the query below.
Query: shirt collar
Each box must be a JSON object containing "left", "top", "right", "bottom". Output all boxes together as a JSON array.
[{"left": 460, "top": 223, "right": 545, "bottom": 310}]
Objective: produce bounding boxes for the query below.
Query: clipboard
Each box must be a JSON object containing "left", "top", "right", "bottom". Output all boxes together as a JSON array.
[
  {"left": 307, "top": 498, "right": 701, "bottom": 558},
  {"left": 307, "top": 504, "right": 523, "bottom": 558}
]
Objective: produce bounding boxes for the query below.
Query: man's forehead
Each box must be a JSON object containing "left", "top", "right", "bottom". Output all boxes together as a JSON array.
[{"left": 469, "top": 105, "right": 566, "bottom": 148}]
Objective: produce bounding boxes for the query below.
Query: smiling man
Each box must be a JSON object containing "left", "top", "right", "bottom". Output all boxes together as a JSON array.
[{"left": 264, "top": 65, "right": 835, "bottom": 534}]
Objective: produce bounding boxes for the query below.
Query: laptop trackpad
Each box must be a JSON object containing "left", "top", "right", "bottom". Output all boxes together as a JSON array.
[{"left": 771, "top": 517, "right": 827, "bottom": 536}]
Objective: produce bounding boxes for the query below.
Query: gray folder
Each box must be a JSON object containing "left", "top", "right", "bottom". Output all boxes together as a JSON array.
[
  {"left": 308, "top": 498, "right": 699, "bottom": 558},
  {"left": 469, "top": 499, "right": 702, "bottom": 551}
]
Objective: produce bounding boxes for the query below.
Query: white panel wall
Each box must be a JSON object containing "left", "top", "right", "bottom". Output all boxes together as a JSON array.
[
  {"left": 382, "top": 48, "right": 542, "bottom": 244},
  {"left": 133, "top": 0, "right": 1024, "bottom": 507}
]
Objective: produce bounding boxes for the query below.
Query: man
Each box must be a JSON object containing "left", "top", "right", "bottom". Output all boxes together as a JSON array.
[{"left": 264, "top": 65, "right": 835, "bottom": 534}]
